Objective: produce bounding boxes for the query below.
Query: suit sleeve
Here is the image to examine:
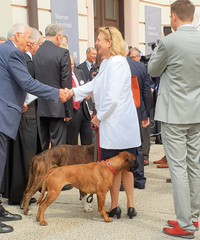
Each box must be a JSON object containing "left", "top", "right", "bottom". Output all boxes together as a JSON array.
[
  {"left": 8, "top": 50, "right": 59, "bottom": 102},
  {"left": 60, "top": 49, "right": 73, "bottom": 117},
  {"left": 148, "top": 40, "right": 168, "bottom": 77}
]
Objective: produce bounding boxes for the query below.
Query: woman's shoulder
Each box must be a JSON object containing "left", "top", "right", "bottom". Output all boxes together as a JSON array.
[{"left": 109, "top": 55, "right": 126, "bottom": 64}]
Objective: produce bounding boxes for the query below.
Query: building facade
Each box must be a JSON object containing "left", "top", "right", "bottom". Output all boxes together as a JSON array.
[{"left": 0, "top": 0, "right": 200, "bottom": 62}]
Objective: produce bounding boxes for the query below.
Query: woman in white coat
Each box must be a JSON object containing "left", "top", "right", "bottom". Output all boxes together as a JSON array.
[{"left": 67, "top": 26, "right": 141, "bottom": 219}]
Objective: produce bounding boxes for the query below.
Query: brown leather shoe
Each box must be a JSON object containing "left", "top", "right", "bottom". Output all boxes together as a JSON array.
[
  {"left": 166, "top": 178, "right": 172, "bottom": 183},
  {"left": 157, "top": 163, "right": 169, "bottom": 168},
  {"left": 153, "top": 156, "right": 167, "bottom": 164}
]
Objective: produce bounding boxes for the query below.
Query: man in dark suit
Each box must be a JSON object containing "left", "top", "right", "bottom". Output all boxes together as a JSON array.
[
  {"left": 2, "top": 28, "right": 44, "bottom": 205},
  {"left": 127, "top": 48, "right": 153, "bottom": 189},
  {"left": 0, "top": 23, "right": 68, "bottom": 233},
  {"left": 77, "top": 47, "right": 97, "bottom": 81},
  {"left": 66, "top": 56, "right": 93, "bottom": 145},
  {"left": 34, "top": 23, "right": 73, "bottom": 150}
]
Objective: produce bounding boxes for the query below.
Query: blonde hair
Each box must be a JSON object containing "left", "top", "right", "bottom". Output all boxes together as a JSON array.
[{"left": 98, "top": 26, "right": 126, "bottom": 57}]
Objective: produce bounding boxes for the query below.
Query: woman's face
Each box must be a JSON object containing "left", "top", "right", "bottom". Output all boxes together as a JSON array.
[{"left": 95, "top": 32, "right": 111, "bottom": 59}]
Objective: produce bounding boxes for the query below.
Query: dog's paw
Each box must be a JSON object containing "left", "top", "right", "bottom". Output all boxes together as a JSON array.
[{"left": 81, "top": 195, "right": 93, "bottom": 213}]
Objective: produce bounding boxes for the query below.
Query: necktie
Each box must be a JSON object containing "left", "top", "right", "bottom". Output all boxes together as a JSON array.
[{"left": 72, "top": 73, "right": 80, "bottom": 110}]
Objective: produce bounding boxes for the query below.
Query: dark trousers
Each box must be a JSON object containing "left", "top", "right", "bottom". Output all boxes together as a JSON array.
[
  {"left": 141, "top": 125, "right": 150, "bottom": 160},
  {"left": 38, "top": 117, "right": 67, "bottom": 150},
  {"left": 0, "top": 132, "right": 9, "bottom": 190},
  {"left": 66, "top": 106, "right": 93, "bottom": 145}
]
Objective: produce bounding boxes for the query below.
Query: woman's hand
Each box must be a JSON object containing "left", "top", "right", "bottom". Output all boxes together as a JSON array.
[{"left": 91, "top": 115, "right": 100, "bottom": 128}]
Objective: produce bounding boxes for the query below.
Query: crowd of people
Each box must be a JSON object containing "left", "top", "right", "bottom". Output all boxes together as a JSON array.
[{"left": 0, "top": 0, "right": 199, "bottom": 239}]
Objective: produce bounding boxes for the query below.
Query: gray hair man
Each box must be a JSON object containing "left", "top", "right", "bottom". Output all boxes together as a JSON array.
[{"left": 33, "top": 23, "right": 72, "bottom": 151}]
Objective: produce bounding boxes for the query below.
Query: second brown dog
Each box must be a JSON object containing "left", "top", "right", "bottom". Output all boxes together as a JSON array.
[
  {"left": 36, "top": 151, "right": 136, "bottom": 225},
  {"left": 21, "top": 144, "right": 94, "bottom": 215}
]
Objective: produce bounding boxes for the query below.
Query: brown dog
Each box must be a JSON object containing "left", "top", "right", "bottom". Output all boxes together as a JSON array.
[
  {"left": 36, "top": 151, "right": 136, "bottom": 225},
  {"left": 21, "top": 144, "right": 94, "bottom": 215}
]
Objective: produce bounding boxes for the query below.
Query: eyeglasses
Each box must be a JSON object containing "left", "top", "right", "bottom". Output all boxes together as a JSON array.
[{"left": 105, "top": 26, "right": 112, "bottom": 40}]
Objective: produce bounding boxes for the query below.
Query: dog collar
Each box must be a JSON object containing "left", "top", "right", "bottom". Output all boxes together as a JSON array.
[{"left": 105, "top": 160, "right": 117, "bottom": 175}]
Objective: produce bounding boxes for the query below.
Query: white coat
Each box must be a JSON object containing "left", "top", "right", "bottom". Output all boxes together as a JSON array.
[{"left": 73, "top": 55, "right": 141, "bottom": 149}]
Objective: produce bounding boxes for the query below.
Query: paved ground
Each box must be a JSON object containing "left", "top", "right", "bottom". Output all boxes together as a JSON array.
[{"left": 1, "top": 144, "right": 199, "bottom": 240}]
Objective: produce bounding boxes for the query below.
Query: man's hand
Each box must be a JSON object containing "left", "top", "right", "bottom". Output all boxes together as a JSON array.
[
  {"left": 141, "top": 118, "right": 150, "bottom": 128},
  {"left": 91, "top": 115, "right": 100, "bottom": 128},
  {"left": 59, "top": 89, "right": 68, "bottom": 103},
  {"left": 22, "top": 103, "right": 28, "bottom": 113}
]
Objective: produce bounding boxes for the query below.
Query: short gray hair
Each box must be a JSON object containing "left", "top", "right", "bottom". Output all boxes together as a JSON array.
[
  {"left": 45, "top": 23, "right": 64, "bottom": 37},
  {"left": 7, "top": 23, "right": 28, "bottom": 39},
  {"left": 86, "top": 47, "right": 96, "bottom": 53},
  {"left": 30, "top": 28, "right": 42, "bottom": 44}
]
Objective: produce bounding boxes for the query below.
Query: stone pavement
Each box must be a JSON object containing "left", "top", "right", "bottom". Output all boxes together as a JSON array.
[{"left": 1, "top": 144, "right": 199, "bottom": 240}]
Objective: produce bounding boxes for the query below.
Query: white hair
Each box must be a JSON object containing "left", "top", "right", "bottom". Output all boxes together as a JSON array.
[
  {"left": 7, "top": 23, "right": 29, "bottom": 39},
  {"left": 30, "top": 28, "right": 42, "bottom": 44}
]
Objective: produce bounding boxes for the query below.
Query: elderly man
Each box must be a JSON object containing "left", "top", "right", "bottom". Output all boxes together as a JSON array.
[
  {"left": 34, "top": 23, "right": 72, "bottom": 150},
  {"left": 0, "top": 23, "right": 68, "bottom": 233},
  {"left": 148, "top": 0, "right": 200, "bottom": 238}
]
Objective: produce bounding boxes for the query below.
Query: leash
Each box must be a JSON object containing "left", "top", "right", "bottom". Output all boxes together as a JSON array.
[{"left": 91, "top": 123, "right": 101, "bottom": 162}]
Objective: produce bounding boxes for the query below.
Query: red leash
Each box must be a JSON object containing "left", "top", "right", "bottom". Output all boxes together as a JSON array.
[{"left": 91, "top": 124, "right": 101, "bottom": 162}]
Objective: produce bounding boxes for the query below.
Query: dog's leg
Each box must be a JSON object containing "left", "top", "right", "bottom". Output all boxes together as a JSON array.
[
  {"left": 37, "top": 189, "right": 61, "bottom": 226},
  {"left": 22, "top": 178, "right": 44, "bottom": 215},
  {"left": 97, "top": 193, "right": 112, "bottom": 222}
]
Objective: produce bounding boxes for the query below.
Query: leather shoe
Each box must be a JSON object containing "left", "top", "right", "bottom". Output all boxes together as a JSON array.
[
  {"left": 167, "top": 220, "right": 199, "bottom": 231},
  {"left": 0, "top": 210, "right": 22, "bottom": 222},
  {"left": 166, "top": 178, "right": 172, "bottom": 183},
  {"left": 0, "top": 222, "right": 13, "bottom": 233},
  {"left": 9, "top": 197, "right": 36, "bottom": 206},
  {"left": 157, "top": 163, "right": 168, "bottom": 168},
  {"left": 62, "top": 184, "right": 73, "bottom": 191},
  {"left": 163, "top": 224, "right": 194, "bottom": 239},
  {"left": 106, "top": 207, "right": 121, "bottom": 219},
  {"left": 29, "top": 198, "right": 36, "bottom": 205},
  {"left": 153, "top": 156, "right": 167, "bottom": 164}
]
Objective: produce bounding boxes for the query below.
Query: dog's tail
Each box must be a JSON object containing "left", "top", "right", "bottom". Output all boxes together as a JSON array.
[{"left": 37, "top": 173, "right": 48, "bottom": 205}]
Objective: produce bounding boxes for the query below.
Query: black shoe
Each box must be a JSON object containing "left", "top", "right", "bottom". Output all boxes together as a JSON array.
[
  {"left": 0, "top": 222, "right": 13, "bottom": 233},
  {"left": 127, "top": 207, "right": 137, "bottom": 219},
  {"left": 166, "top": 178, "right": 172, "bottom": 183},
  {"left": 0, "top": 210, "right": 22, "bottom": 222},
  {"left": 106, "top": 207, "right": 121, "bottom": 219},
  {"left": 62, "top": 184, "right": 73, "bottom": 191},
  {"left": 134, "top": 184, "right": 145, "bottom": 189},
  {"left": 29, "top": 198, "right": 37, "bottom": 205}
]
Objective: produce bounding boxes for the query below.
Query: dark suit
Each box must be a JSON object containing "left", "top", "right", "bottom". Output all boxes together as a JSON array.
[
  {"left": 77, "top": 61, "right": 95, "bottom": 112},
  {"left": 66, "top": 68, "right": 93, "bottom": 145},
  {"left": 127, "top": 56, "right": 153, "bottom": 189},
  {"left": 77, "top": 61, "right": 90, "bottom": 81},
  {"left": 0, "top": 40, "right": 59, "bottom": 192},
  {"left": 34, "top": 40, "right": 72, "bottom": 150}
]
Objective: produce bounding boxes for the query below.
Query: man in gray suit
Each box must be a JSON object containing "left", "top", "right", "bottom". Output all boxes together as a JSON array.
[
  {"left": 0, "top": 23, "right": 68, "bottom": 233},
  {"left": 148, "top": 0, "right": 200, "bottom": 238}
]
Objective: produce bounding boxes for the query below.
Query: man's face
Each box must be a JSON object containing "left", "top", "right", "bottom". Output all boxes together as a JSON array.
[
  {"left": 86, "top": 49, "right": 97, "bottom": 63},
  {"left": 17, "top": 27, "right": 32, "bottom": 52},
  {"left": 31, "top": 37, "right": 43, "bottom": 55}
]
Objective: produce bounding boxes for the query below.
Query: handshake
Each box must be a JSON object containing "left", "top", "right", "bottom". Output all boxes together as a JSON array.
[{"left": 59, "top": 88, "right": 74, "bottom": 103}]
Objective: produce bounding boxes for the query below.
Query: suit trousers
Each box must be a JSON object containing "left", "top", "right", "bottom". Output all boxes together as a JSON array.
[
  {"left": 161, "top": 122, "right": 200, "bottom": 232},
  {"left": 38, "top": 117, "right": 67, "bottom": 150},
  {"left": 66, "top": 106, "right": 93, "bottom": 145},
  {"left": 0, "top": 132, "right": 9, "bottom": 190}
]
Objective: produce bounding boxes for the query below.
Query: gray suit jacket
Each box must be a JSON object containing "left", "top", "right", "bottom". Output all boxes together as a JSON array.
[
  {"left": 148, "top": 26, "right": 200, "bottom": 124},
  {"left": 0, "top": 40, "right": 59, "bottom": 140}
]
